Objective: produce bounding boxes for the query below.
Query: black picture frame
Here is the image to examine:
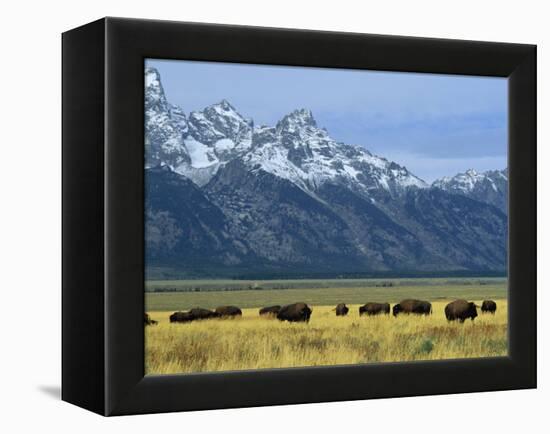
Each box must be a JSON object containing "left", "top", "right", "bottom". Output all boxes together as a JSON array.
[{"left": 62, "top": 17, "right": 536, "bottom": 416}]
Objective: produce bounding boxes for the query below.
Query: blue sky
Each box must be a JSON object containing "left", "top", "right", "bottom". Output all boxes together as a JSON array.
[{"left": 146, "top": 59, "right": 507, "bottom": 182}]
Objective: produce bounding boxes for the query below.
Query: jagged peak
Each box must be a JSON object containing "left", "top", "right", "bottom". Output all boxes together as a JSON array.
[
  {"left": 144, "top": 68, "right": 465, "bottom": 195},
  {"left": 293, "top": 107, "right": 314, "bottom": 118},
  {"left": 432, "top": 167, "right": 509, "bottom": 193},
  {"left": 145, "top": 67, "right": 162, "bottom": 88},
  {"left": 277, "top": 108, "right": 317, "bottom": 130},
  {"left": 144, "top": 66, "right": 169, "bottom": 110},
  {"left": 216, "top": 99, "right": 236, "bottom": 111},
  {"left": 145, "top": 65, "right": 159, "bottom": 73},
  {"left": 195, "top": 99, "right": 253, "bottom": 128},
  {"left": 203, "top": 99, "right": 240, "bottom": 116}
]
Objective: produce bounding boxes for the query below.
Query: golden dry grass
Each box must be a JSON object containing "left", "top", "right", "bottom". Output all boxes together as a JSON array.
[{"left": 145, "top": 299, "right": 507, "bottom": 375}]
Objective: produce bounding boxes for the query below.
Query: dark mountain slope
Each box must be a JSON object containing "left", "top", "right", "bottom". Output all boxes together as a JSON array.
[
  {"left": 204, "top": 160, "right": 370, "bottom": 272},
  {"left": 398, "top": 189, "right": 507, "bottom": 271},
  {"left": 145, "top": 166, "right": 250, "bottom": 275}
]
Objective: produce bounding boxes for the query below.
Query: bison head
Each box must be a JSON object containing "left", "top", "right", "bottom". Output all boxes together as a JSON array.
[
  {"left": 469, "top": 302, "right": 478, "bottom": 319},
  {"left": 392, "top": 304, "right": 402, "bottom": 317}
]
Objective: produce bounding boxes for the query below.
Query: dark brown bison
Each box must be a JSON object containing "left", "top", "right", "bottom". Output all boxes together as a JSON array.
[
  {"left": 188, "top": 308, "right": 220, "bottom": 320},
  {"left": 392, "top": 299, "right": 432, "bottom": 316},
  {"left": 277, "top": 302, "right": 312, "bottom": 323},
  {"left": 481, "top": 300, "right": 497, "bottom": 314},
  {"left": 144, "top": 313, "right": 158, "bottom": 325},
  {"left": 445, "top": 299, "right": 478, "bottom": 322},
  {"left": 359, "top": 302, "right": 390, "bottom": 316},
  {"left": 335, "top": 303, "right": 349, "bottom": 316},
  {"left": 170, "top": 308, "right": 220, "bottom": 323},
  {"left": 169, "top": 311, "right": 194, "bottom": 323},
  {"left": 215, "top": 306, "right": 242, "bottom": 317},
  {"left": 259, "top": 305, "right": 281, "bottom": 316}
]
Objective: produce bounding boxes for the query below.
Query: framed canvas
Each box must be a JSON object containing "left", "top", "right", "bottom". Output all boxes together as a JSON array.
[{"left": 62, "top": 17, "right": 536, "bottom": 416}]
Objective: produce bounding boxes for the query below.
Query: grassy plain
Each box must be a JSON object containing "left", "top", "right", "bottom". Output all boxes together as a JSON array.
[
  {"left": 145, "top": 278, "right": 507, "bottom": 311},
  {"left": 145, "top": 278, "right": 507, "bottom": 375}
]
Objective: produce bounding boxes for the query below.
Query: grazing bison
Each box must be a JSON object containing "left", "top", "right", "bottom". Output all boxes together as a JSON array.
[
  {"left": 481, "top": 300, "right": 497, "bottom": 314},
  {"left": 392, "top": 299, "right": 432, "bottom": 317},
  {"left": 170, "top": 308, "right": 219, "bottom": 323},
  {"left": 335, "top": 303, "right": 349, "bottom": 316},
  {"left": 188, "top": 307, "right": 220, "bottom": 320},
  {"left": 445, "top": 299, "right": 478, "bottom": 322},
  {"left": 259, "top": 305, "right": 281, "bottom": 316},
  {"left": 144, "top": 313, "right": 158, "bottom": 325},
  {"left": 215, "top": 305, "right": 242, "bottom": 317},
  {"left": 277, "top": 302, "right": 312, "bottom": 323},
  {"left": 359, "top": 302, "right": 390, "bottom": 316},
  {"left": 169, "top": 311, "right": 195, "bottom": 323}
]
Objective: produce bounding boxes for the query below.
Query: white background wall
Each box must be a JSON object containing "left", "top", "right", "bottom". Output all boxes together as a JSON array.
[{"left": 0, "top": 0, "right": 546, "bottom": 431}]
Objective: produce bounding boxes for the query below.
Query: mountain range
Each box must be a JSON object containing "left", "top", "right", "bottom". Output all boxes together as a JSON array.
[{"left": 144, "top": 66, "right": 508, "bottom": 279}]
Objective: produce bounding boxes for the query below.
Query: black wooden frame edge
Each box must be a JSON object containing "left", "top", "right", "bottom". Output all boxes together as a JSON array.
[
  {"left": 62, "top": 18, "right": 106, "bottom": 415},
  {"left": 63, "top": 17, "right": 536, "bottom": 416}
]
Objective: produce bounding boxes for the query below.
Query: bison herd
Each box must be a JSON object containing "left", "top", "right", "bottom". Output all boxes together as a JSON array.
[
  {"left": 165, "top": 303, "right": 312, "bottom": 324},
  {"left": 168, "top": 306, "right": 243, "bottom": 323},
  {"left": 145, "top": 299, "right": 497, "bottom": 325},
  {"left": 326, "top": 298, "right": 496, "bottom": 322}
]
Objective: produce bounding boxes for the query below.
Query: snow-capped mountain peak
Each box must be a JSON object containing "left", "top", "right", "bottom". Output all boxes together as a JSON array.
[
  {"left": 203, "top": 99, "right": 247, "bottom": 123},
  {"left": 432, "top": 168, "right": 508, "bottom": 212},
  {"left": 210, "top": 99, "right": 239, "bottom": 114},
  {"left": 144, "top": 67, "right": 190, "bottom": 168},
  {"left": 277, "top": 108, "right": 317, "bottom": 131},
  {"left": 433, "top": 168, "right": 504, "bottom": 193},
  {"left": 145, "top": 67, "right": 429, "bottom": 193},
  {"left": 144, "top": 67, "right": 163, "bottom": 101},
  {"left": 244, "top": 107, "right": 427, "bottom": 195},
  {"left": 185, "top": 99, "right": 253, "bottom": 157}
]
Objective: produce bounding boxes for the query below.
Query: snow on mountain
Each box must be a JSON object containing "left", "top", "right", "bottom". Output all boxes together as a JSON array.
[
  {"left": 432, "top": 168, "right": 508, "bottom": 212},
  {"left": 432, "top": 168, "right": 508, "bottom": 195},
  {"left": 244, "top": 108, "right": 427, "bottom": 196},
  {"left": 144, "top": 67, "right": 508, "bottom": 276},
  {"left": 144, "top": 67, "right": 191, "bottom": 168},
  {"left": 172, "top": 101, "right": 255, "bottom": 184},
  {"left": 198, "top": 100, "right": 253, "bottom": 147},
  {"left": 145, "top": 67, "right": 259, "bottom": 185},
  {"left": 168, "top": 104, "right": 189, "bottom": 135},
  {"left": 177, "top": 99, "right": 255, "bottom": 178},
  {"left": 145, "top": 66, "right": 428, "bottom": 193}
]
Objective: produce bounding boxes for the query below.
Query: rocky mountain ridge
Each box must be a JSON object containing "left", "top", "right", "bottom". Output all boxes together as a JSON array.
[
  {"left": 432, "top": 168, "right": 508, "bottom": 212},
  {"left": 144, "top": 66, "right": 508, "bottom": 278}
]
